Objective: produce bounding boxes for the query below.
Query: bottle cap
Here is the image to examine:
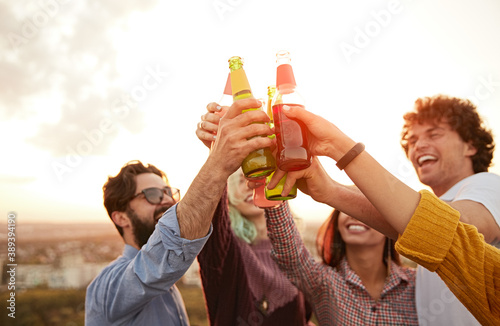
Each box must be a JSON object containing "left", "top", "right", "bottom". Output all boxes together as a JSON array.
[{"left": 228, "top": 56, "right": 244, "bottom": 70}]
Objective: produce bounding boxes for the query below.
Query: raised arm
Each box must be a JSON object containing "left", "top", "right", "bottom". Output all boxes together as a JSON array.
[
  {"left": 275, "top": 105, "right": 419, "bottom": 234},
  {"left": 278, "top": 105, "right": 500, "bottom": 325},
  {"left": 176, "top": 98, "right": 272, "bottom": 239},
  {"left": 266, "top": 105, "right": 401, "bottom": 239}
]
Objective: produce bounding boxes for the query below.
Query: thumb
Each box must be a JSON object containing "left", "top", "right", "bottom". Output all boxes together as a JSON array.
[{"left": 282, "top": 105, "right": 314, "bottom": 126}]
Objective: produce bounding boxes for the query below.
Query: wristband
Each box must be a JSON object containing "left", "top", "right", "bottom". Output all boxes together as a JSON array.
[{"left": 336, "top": 142, "right": 365, "bottom": 170}]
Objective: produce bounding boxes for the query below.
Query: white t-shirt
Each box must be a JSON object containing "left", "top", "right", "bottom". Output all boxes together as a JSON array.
[{"left": 415, "top": 172, "right": 500, "bottom": 326}]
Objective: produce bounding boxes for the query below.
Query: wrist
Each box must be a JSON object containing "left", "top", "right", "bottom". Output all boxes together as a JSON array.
[
  {"left": 204, "top": 154, "right": 234, "bottom": 183},
  {"left": 328, "top": 136, "right": 357, "bottom": 162}
]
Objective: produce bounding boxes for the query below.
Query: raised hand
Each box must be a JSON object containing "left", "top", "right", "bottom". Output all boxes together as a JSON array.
[{"left": 196, "top": 102, "right": 228, "bottom": 149}]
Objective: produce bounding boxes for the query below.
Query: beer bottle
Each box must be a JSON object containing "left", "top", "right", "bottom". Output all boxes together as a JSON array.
[{"left": 229, "top": 56, "right": 276, "bottom": 179}]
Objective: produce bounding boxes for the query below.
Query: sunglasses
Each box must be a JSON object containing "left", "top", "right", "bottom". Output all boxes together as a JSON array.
[{"left": 132, "top": 187, "right": 181, "bottom": 205}]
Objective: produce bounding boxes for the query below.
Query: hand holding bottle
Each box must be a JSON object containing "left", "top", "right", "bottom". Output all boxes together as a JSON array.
[
  {"left": 205, "top": 98, "right": 274, "bottom": 180},
  {"left": 267, "top": 156, "right": 335, "bottom": 205},
  {"left": 267, "top": 105, "right": 358, "bottom": 204},
  {"left": 275, "top": 104, "right": 356, "bottom": 161},
  {"left": 229, "top": 56, "right": 276, "bottom": 179}
]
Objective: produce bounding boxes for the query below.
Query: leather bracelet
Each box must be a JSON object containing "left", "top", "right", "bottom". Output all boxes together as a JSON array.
[{"left": 336, "top": 142, "right": 365, "bottom": 170}]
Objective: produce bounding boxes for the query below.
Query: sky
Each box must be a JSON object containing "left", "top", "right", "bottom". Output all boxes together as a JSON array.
[{"left": 1, "top": 0, "right": 500, "bottom": 225}]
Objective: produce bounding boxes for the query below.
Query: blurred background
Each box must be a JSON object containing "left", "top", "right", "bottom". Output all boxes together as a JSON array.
[{"left": 1, "top": 0, "right": 499, "bottom": 325}]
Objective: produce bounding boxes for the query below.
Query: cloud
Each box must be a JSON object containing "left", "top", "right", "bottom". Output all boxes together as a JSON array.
[{"left": 0, "top": 0, "right": 158, "bottom": 156}]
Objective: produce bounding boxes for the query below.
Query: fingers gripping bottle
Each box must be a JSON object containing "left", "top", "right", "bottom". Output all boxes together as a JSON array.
[
  {"left": 229, "top": 56, "right": 276, "bottom": 179},
  {"left": 271, "top": 51, "right": 312, "bottom": 171}
]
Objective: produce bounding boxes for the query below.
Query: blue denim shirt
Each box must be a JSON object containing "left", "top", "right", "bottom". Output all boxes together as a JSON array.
[{"left": 85, "top": 204, "right": 211, "bottom": 325}]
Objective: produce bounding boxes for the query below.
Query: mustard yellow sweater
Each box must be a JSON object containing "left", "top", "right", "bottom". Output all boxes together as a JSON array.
[{"left": 395, "top": 190, "right": 500, "bottom": 326}]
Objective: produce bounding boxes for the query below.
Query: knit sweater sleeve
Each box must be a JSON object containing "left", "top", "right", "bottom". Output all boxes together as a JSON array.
[{"left": 395, "top": 189, "right": 500, "bottom": 326}]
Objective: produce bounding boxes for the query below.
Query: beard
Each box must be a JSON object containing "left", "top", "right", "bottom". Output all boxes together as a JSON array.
[
  {"left": 125, "top": 205, "right": 170, "bottom": 248},
  {"left": 126, "top": 207, "right": 155, "bottom": 248}
]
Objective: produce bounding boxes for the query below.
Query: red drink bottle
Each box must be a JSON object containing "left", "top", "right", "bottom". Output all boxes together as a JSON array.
[{"left": 272, "top": 51, "right": 311, "bottom": 171}]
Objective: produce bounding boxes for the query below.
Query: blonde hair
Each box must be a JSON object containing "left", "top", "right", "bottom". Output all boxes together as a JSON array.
[{"left": 227, "top": 169, "right": 257, "bottom": 243}]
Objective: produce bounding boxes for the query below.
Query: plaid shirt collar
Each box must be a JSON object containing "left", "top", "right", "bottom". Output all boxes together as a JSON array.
[{"left": 340, "top": 257, "right": 411, "bottom": 295}]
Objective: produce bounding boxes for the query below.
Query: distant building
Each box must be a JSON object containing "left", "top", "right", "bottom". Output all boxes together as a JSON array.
[{"left": 1, "top": 252, "right": 108, "bottom": 290}]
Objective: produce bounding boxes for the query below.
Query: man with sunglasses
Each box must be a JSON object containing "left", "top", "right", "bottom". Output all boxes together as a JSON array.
[{"left": 85, "top": 98, "right": 274, "bottom": 325}]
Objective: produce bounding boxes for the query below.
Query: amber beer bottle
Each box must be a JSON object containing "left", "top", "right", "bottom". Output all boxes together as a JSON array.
[
  {"left": 229, "top": 56, "right": 276, "bottom": 179},
  {"left": 272, "top": 51, "right": 311, "bottom": 171}
]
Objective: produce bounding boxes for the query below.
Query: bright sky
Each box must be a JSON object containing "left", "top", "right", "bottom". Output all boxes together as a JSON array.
[{"left": 1, "top": 0, "right": 499, "bottom": 224}]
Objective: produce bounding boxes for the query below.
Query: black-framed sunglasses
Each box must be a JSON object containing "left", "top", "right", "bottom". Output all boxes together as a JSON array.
[{"left": 132, "top": 187, "right": 181, "bottom": 205}]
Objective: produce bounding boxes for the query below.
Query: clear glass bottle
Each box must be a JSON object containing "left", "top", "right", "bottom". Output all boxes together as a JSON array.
[
  {"left": 272, "top": 51, "right": 311, "bottom": 171},
  {"left": 229, "top": 56, "right": 276, "bottom": 179}
]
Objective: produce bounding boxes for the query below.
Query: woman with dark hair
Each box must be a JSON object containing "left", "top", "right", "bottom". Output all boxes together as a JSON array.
[
  {"left": 265, "top": 200, "right": 418, "bottom": 325},
  {"left": 316, "top": 209, "right": 401, "bottom": 270}
]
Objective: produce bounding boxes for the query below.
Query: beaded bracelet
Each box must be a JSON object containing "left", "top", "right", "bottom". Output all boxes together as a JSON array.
[{"left": 336, "top": 142, "right": 365, "bottom": 170}]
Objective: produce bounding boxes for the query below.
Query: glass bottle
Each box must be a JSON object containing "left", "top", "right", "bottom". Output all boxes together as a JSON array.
[
  {"left": 253, "top": 177, "right": 280, "bottom": 208},
  {"left": 229, "top": 56, "right": 276, "bottom": 179},
  {"left": 264, "top": 84, "right": 297, "bottom": 201},
  {"left": 272, "top": 51, "right": 312, "bottom": 171}
]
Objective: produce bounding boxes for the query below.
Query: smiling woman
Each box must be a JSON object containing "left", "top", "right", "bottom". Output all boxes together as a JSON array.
[{"left": 266, "top": 202, "right": 418, "bottom": 325}]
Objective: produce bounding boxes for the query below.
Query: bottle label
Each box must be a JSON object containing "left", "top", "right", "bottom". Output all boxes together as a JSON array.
[
  {"left": 230, "top": 69, "right": 252, "bottom": 95},
  {"left": 276, "top": 64, "right": 296, "bottom": 90}
]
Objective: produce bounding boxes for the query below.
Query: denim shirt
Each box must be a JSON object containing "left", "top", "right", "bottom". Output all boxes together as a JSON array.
[{"left": 85, "top": 204, "right": 211, "bottom": 325}]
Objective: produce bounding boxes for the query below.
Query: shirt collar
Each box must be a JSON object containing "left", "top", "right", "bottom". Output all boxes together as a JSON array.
[
  {"left": 123, "top": 244, "right": 139, "bottom": 260},
  {"left": 340, "top": 257, "right": 411, "bottom": 290}
]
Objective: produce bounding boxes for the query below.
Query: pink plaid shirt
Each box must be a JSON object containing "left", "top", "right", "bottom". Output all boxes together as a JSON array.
[{"left": 266, "top": 202, "right": 418, "bottom": 326}]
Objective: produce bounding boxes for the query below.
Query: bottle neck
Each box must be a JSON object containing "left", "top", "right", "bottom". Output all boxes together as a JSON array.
[{"left": 230, "top": 68, "right": 253, "bottom": 99}]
